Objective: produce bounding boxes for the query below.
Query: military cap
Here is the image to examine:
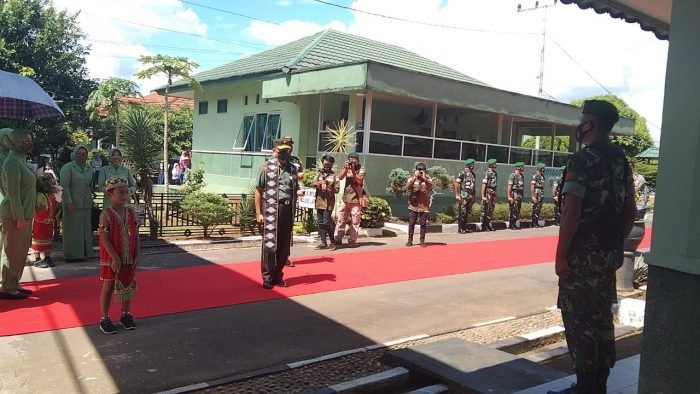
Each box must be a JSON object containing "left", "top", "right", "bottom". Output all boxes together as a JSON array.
[
  {"left": 581, "top": 99, "right": 619, "bottom": 125},
  {"left": 280, "top": 136, "right": 295, "bottom": 145},
  {"left": 464, "top": 158, "right": 475, "bottom": 165},
  {"left": 514, "top": 161, "right": 525, "bottom": 167},
  {"left": 536, "top": 162, "right": 546, "bottom": 169},
  {"left": 486, "top": 158, "right": 497, "bottom": 165},
  {"left": 274, "top": 138, "right": 292, "bottom": 150}
]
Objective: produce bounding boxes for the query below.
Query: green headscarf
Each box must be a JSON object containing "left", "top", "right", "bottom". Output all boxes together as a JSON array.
[
  {"left": 109, "top": 147, "right": 123, "bottom": 167},
  {"left": 2, "top": 128, "right": 31, "bottom": 152},
  {"left": 71, "top": 144, "right": 89, "bottom": 161}
]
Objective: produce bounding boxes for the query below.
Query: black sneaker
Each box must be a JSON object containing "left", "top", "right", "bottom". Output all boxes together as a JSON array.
[
  {"left": 46, "top": 257, "right": 56, "bottom": 267},
  {"left": 35, "top": 260, "right": 50, "bottom": 268},
  {"left": 99, "top": 318, "right": 117, "bottom": 335},
  {"left": 119, "top": 313, "right": 136, "bottom": 330}
]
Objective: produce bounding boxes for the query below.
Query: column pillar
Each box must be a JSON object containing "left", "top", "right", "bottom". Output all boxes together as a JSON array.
[{"left": 639, "top": 0, "right": 700, "bottom": 392}]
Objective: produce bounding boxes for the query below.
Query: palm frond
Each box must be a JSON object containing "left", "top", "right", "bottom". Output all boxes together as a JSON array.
[{"left": 324, "top": 119, "right": 356, "bottom": 156}]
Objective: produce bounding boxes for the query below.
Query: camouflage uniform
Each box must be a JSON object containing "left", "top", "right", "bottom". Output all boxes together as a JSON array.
[
  {"left": 480, "top": 168, "right": 497, "bottom": 231},
  {"left": 553, "top": 174, "right": 563, "bottom": 225},
  {"left": 531, "top": 171, "right": 545, "bottom": 226},
  {"left": 507, "top": 171, "right": 524, "bottom": 229},
  {"left": 558, "top": 140, "right": 633, "bottom": 393},
  {"left": 456, "top": 169, "right": 476, "bottom": 233}
]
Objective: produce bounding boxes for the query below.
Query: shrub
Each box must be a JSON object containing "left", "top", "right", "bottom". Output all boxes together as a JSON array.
[
  {"left": 237, "top": 193, "right": 258, "bottom": 235},
  {"left": 426, "top": 165, "right": 454, "bottom": 192},
  {"left": 183, "top": 162, "right": 206, "bottom": 194},
  {"left": 435, "top": 213, "right": 455, "bottom": 224},
  {"left": 360, "top": 197, "right": 392, "bottom": 228},
  {"left": 386, "top": 168, "right": 410, "bottom": 198},
  {"left": 303, "top": 210, "right": 318, "bottom": 233},
  {"left": 293, "top": 224, "right": 304, "bottom": 235},
  {"left": 181, "top": 192, "right": 234, "bottom": 237}
]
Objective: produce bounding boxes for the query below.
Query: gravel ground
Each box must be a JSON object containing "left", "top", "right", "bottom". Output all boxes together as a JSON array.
[{"left": 196, "top": 310, "right": 565, "bottom": 393}]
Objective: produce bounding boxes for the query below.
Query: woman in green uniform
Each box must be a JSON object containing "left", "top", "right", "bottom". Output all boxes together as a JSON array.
[
  {"left": 60, "top": 145, "right": 95, "bottom": 261},
  {"left": 97, "top": 148, "right": 136, "bottom": 209}
]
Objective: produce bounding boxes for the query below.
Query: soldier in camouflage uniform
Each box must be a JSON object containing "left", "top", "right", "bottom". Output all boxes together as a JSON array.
[
  {"left": 454, "top": 158, "right": 477, "bottom": 234},
  {"left": 551, "top": 100, "right": 635, "bottom": 394},
  {"left": 530, "top": 162, "right": 546, "bottom": 228},
  {"left": 507, "top": 162, "right": 525, "bottom": 230},
  {"left": 480, "top": 158, "right": 497, "bottom": 232},
  {"left": 552, "top": 165, "right": 566, "bottom": 225}
]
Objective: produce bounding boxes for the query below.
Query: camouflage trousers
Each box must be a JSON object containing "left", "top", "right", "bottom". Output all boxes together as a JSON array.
[
  {"left": 458, "top": 193, "right": 475, "bottom": 231},
  {"left": 531, "top": 189, "right": 544, "bottom": 224},
  {"left": 508, "top": 192, "right": 522, "bottom": 227},
  {"left": 480, "top": 189, "right": 496, "bottom": 225},
  {"left": 558, "top": 245, "right": 621, "bottom": 393}
]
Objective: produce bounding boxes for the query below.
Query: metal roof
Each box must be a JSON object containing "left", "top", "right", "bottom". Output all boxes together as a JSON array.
[{"left": 168, "top": 29, "right": 486, "bottom": 89}]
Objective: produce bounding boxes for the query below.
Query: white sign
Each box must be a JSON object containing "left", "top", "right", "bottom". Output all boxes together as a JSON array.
[{"left": 298, "top": 187, "right": 316, "bottom": 209}]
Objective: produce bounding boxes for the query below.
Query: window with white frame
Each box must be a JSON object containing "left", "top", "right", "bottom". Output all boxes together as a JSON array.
[{"left": 233, "top": 112, "right": 281, "bottom": 152}]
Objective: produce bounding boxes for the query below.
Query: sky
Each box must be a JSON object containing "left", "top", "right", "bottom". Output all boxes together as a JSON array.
[{"left": 53, "top": 0, "right": 668, "bottom": 143}]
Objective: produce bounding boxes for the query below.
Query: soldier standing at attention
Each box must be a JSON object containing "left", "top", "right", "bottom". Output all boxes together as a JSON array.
[
  {"left": 507, "top": 162, "right": 525, "bottom": 230},
  {"left": 254, "top": 139, "right": 302, "bottom": 289},
  {"left": 454, "top": 158, "right": 477, "bottom": 234},
  {"left": 550, "top": 100, "right": 635, "bottom": 394},
  {"left": 480, "top": 158, "right": 497, "bottom": 232},
  {"left": 552, "top": 165, "right": 565, "bottom": 225},
  {"left": 531, "top": 162, "right": 546, "bottom": 228}
]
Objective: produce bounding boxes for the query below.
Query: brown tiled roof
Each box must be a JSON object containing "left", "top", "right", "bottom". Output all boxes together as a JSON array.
[{"left": 96, "top": 93, "right": 193, "bottom": 117}]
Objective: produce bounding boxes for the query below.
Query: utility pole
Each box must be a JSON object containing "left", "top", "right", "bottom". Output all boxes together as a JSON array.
[{"left": 517, "top": 1, "right": 557, "bottom": 99}]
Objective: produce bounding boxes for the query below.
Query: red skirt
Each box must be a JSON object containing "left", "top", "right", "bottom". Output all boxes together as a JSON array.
[{"left": 32, "top": 205, "right": 55, "bottom": 252}]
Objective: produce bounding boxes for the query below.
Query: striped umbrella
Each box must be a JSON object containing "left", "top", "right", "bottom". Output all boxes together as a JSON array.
[{"left": 0, "top": 69, "right": 64, "bottom": 119}]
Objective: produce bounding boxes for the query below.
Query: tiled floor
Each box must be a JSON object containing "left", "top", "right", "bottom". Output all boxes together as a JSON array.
[{"left": 513, "top": 354, "right": 640, "bottom": 394}]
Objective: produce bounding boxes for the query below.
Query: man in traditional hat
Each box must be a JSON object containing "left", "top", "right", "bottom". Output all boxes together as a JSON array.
[
  {"left": 254, "top": 139, "right": 301, "bottom": 289},
  {"left": 480, "top": 158, "right": 498, "bottom": 231},
  {"left": 550, "top": 100, "right": 636, "bottom": 394},
  {"left": 507, "top": 162, "right": 525, "bottom": 230},
  {"left": 552, "top": 165, "right": 566, "bottom": 225},
  {"left": 454, "top": 158, "right": 477, "bottom": 234},
  {"left": 530, "top": 162, "right": 546, "bottom": 228},
  {"left": 274, "top": 136, "right": 303, "bottom": 267}
]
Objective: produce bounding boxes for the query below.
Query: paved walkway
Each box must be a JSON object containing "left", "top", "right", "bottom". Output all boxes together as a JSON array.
[{"left": 0, "top": 226, "right": 637, "bottom": 393}]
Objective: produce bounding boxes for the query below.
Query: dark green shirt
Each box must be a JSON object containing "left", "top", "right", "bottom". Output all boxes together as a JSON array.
[{"left": 257, "top": 160, "right": 296, "bottom": 200}]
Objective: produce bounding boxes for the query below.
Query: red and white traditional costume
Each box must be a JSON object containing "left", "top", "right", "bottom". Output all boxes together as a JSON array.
[{"left": 99, "top": 206, "right": 139, "bottom": 302}]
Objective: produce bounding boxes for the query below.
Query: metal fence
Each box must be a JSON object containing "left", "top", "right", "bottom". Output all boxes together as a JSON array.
[{"left": 84, "top": 192, "right": 309, "bottom": 239}]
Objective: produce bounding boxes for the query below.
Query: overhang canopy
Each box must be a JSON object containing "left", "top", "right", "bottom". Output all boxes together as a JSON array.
[{"left": 560, "top": 0, "right": 671, "bottom": 40}]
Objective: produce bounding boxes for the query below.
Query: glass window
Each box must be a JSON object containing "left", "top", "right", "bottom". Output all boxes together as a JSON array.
[
  {"left": 533, "top": 150, "right": 553, "bottom": 167},
  {"left": 553, "top": 152, "right": 572, "bottom": 167},
  {"left": 233, "top": 113, "right": 281, "bottom": 152},
  {"left": 198, "top": 101, "right": 208, "bottom": 115},
  {"left": 217, "top": 99, "right": 228, "bottom": 113},
  {"left": 510, "top": 147, "right": 533, "bottom": 165},
  {"left": 486, "top": 145, "right": 509, "bottom": 164},
  {"left": 462, "top": 142, "right": 486, "bottom": 162},
  {"left": 404, "top": 136, "right": 433, "bottom": 158},
  {"left": 318, "top": 131, "right": 332, "bottom": 152},
  {"left": 371, "top": 98, "right": 432, "bottom": 137},
  {"left": 434, "top": 140, "right": 460, "bottom": 160},
  {"left": 355, "top": 131, "right": 364, "bottom": 153},
  {"left": 369, "top": 132, "right": 402, "bottom": 156}
]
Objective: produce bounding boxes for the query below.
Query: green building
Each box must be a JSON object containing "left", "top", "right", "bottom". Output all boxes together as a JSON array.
[{"left": 161, "top": 29, "right": 633, "bottom": 213}]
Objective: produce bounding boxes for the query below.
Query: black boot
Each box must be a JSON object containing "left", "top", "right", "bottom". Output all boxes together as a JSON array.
[
  {"left": 481, "top": 222, "right": 489, "bottom": 232},
  {"left": 419, "top": 227, "right": 426, "bottom": 247},
  {"left": 488, "top": 223, "right": 496, "bottom": 231},
  {"left": 406, "top": 227, "right": 414, "bottom": 247}
]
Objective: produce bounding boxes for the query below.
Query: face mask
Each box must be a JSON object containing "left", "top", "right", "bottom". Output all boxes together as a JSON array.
[
  {"left": 575, "top": 121, "right": 594, "bottom": 143},
  {"left": 277, "top": 151, "right": 290, "bottom": 160}
]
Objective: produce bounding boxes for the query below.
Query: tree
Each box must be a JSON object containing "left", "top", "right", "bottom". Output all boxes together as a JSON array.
[
  {"left": 135, "top": 54, "right": 201, "bottom": 192},
  {"left": 570, "top": 95, "right": 654, "bottom": 157},
  {"left": 521, "top": 136, "right": 570, "bottom": 152},
  {"left": 121, "top": 109, "right": 161, "bottom": 207},
  {"left": 0, "top": 0, "right": 96, "bottom": 152},
  {"left": 181, "top": 192, "right": 234, "bottom": 238},
  {"left": 85, "top": 77, "right": 141, "bottom": 147}
]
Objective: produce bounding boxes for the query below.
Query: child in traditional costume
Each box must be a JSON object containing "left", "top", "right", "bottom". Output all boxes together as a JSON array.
[
  {"left": 98, "top": 176, "right": 140, "bottom": 335},
  {"left": 32, "top": 174, "right": 61, "bottom": 268}
]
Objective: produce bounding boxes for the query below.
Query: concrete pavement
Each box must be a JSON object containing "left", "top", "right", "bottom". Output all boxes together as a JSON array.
[{"left": 1, "top": 226, "right": 563, "bottom": 393}]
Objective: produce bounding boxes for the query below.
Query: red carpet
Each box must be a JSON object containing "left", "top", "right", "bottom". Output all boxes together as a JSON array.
[{"left": 0, "top": 231, "right": 651, "bottom": 337}]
